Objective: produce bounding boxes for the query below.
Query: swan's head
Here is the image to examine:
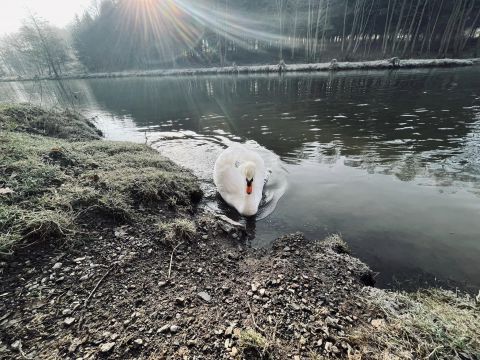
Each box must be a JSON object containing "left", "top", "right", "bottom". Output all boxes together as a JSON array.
[{"left": 240, "top": 161, "right": 256, "bottom": 195}]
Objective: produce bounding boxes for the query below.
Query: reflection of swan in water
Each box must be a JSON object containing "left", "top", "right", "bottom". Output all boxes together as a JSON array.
[{"left": 214, "top": 144, "right": 266, "bottom": 216}]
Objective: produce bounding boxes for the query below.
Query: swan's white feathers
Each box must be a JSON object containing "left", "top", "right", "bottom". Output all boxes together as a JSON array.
[{"left": 214, "top": 145, "right": 266, "bottom": 216}]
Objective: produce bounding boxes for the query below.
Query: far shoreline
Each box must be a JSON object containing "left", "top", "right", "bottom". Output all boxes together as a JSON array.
[{"left": 1, "top": 58, "right": 480, "bottom": 83}]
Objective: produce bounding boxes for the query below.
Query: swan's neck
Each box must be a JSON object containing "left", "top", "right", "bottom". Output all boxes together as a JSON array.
[{"left": 239, "top": 193, "right": 258, "bottom": 216}]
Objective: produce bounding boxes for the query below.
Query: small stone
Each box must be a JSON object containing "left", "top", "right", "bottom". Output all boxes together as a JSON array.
[
  {"left": 52, "top": 262, "right": 62, "bottom": 270},
  {"left": 227, "top": 252, "right": 239, "bottom": 260},
  {"left": 251, "top": 283, "right": 258, "bottom": 292},
  {"left": 64, "top": 317, "right": 76, "bottom": 326},
  {"left": 230, "top": 347, "right": 238, "bottom": 356},
  {"left": 62, "top": 309, "right": 72, "bottom": 316},
  {"left": 99, "top": 342, "right": 115, "bottom": 353},
  {"left": 133, "top": 338, "right": 143, "bottom": 346},
  {"left": 158, "top": 281, "right": 168, "bottom": 288},
  {"left": 325, "top": 341, "right": 333, "bottom": 352},
  {"left": 202, "top": 235, "right": 208, "bottom": 240},
  {"left": 170, "top": 325, "right": 180, "bottom": 333},
  {"left": 224, "top": 338, "right": 231, "bottom": 349},
  {"left": 158, "top": 324, "right": 170, "bottom": 333},
  {"left": 225, "top": 326, "right": 234, "bottom": 336},
  {"left": 290, "top": 303, "right": 301, "bottom": 311},
  {"left": 187, "top": 339, "right": 198, "bottom": 347},
  {"left": 294, "top": 356, "right": 300, "bottom": 360},
  {"left": 259, "top": 288, "right": 266, "bottom": 296},
  {"left": 175, "top": 297, "right": 185, "bottom": 306},
  {"left": 11, "top": 340, "right": 21, "bottom": 350},
  {"left": 197, "top": 292, "right": 211, "bottom": 303}
]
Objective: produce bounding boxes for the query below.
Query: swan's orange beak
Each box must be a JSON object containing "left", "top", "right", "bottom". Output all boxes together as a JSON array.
[{"left": 246, "top": 185, "right": 253, "bottom": 195}]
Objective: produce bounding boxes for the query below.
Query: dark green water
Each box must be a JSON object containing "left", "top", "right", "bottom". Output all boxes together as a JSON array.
[{"left": 1, "top": 67, "right": 479, "bottom": 291}]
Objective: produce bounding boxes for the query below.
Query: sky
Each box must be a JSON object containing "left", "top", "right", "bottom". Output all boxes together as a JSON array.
[{"left": 0, "top": 0, "right": 92, "bottom": 35}]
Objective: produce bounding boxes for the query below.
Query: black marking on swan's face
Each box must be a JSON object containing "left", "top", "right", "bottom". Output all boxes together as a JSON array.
[{"left": 246, "top": 178, "right": 254, "bottom": 186}]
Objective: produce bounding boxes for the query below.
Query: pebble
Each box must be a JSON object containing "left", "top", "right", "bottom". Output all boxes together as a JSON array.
[
  {"left": 230, "top": 347, "right": 238, "bottom": 356},
  {"left": 99, "top": 342, "right": 115, "bottom": 353},
  {"left": 133, "top": 338, "right": 143, "bottom": 346},
  {"left": 170, "top": 325, "right": 180, "bottom": 333},
  {"left": 251, "top": 283, "right": 258, "bottom": 292},
  {"left": 225, "top": 326, "right": 234, "bottom": 336},
  {"left": 175, "top": 297, "right": 185, "bottom": 306},
  {"left": 325, "top": 341, "right": 333, "bottom": 352},
  {"left": 197, "top": 291, "right": 211, "bottom": 303},
  {"left": 64, "top": 317, "right": 76, "bottom": 326},
  {"left": 52, "top": 262, "right": 62, "bottom": 270},
  {"left": 11, "top": 340, "right": 21, "bottom": 350},
  {"left": 158, "top": 281, "right": 168, "bottom": 288},
  {"left": 158, "top": 324, "right": 170, "bottom": 333},
  {"left": 187, "top": 339, "right": 198, "bottom": 347}
]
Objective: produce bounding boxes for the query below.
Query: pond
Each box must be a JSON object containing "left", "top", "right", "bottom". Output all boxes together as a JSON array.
[{"left": 1, "top": 66, "right": 479, "bottom": 291}]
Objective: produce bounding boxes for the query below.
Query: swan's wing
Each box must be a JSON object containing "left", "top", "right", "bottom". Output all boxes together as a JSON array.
[{"left": 214, "top": 148, "right": 244, "bottom": 195}]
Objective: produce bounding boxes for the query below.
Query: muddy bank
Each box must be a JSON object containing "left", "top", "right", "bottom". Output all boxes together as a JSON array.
[
  {"left": 0, "top": 105, "right": 478, "bottom": 359},
  {"left": 1, "top": 58, "right": 479, "bottom": 83}
]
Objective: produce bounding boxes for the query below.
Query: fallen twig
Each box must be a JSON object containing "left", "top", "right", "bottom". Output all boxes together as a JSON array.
[
  {"left": 168, "top": 242, "right": 183, "bottom": 279},
  {"left": 247, "top": 300, "right": 266, "bottom": 334},
  {"left": 84, "top": 266, "right": 113, "bottom": 307},
  {"left": 425, "top": 345, "right": 444, "bottom": 359}
]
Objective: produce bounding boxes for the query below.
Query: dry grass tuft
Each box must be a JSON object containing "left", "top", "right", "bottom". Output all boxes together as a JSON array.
[
  {"left": 158, "top": 219, "right": 197, "bottom": 247},
  {"left": 239, "top": 329, "right": 271, "bottom": 359},
  {"left": 0, "top": 103, "right": 102, "bottom": 140},
  {"left": 322, "top": 233, "right": 350, "bottom": 254},
  {"left": 351, "top": 288, "right": 480, "bottom": 359}
]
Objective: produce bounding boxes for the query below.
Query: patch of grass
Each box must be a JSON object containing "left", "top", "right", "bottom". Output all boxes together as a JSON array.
[
  {"left": 322, "top": 234, "right": 350, "bottom": 254},
  {"left": 351, "top": 288, "right": 480, "bottom": 359},
  {"left": 239, "top": 329, "right": 270, "bottom": 359},
  {"left": 0, "top": 104, "right": 202, "bottom": 252},
  {"left": 158, "top": 218, "right": 197, "bottom": 246},
  {"left": 0, "top": 103, "right": 102, "bottom": 140},
  {"left": 0, "top": 205, "right": 71, "bottom": 250}
]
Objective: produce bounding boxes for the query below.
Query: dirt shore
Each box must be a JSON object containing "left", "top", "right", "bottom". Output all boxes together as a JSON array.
[{"left": 0, "top": 105, "right": 478, "bottom": 359}]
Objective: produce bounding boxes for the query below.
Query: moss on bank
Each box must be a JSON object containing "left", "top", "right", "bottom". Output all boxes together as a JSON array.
[{"left": 0, "top": 104, "right": 201, "bottom": 252}]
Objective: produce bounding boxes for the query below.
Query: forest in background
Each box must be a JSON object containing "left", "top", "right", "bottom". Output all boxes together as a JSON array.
[{"left": 1, "top": 0, "right": 480, "bottom": 76}]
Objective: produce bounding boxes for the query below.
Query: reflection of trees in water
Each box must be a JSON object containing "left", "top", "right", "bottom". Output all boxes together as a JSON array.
[{"left": 3, "top": 69, "right": 479, "bottom": 190}]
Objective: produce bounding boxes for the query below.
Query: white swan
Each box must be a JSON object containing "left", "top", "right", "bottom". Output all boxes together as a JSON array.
[{"left": 214, "top": 144, "right": 266, "bottom": 216}]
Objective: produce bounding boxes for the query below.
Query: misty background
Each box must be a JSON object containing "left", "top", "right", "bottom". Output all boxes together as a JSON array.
[{"left": 0, "top": 0, "right": 479, "bottom": 78}]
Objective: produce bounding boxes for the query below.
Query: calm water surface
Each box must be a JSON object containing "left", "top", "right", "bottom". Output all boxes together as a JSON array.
[{"left": 1, "top": 67, "right": 479, "bottom": 291}]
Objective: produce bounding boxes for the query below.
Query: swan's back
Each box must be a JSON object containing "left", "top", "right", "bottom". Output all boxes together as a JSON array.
[{"left": 214, "top": 145, "right": 266, "bottom": 216}]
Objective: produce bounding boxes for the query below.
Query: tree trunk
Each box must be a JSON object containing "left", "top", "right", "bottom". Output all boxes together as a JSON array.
[
  {"left": 428, "top": 0, "right": 445, "bottom": 53},
  {"left": 391, "top": 0, "right": 407, "bottom": 54},
  {"left": 341, "top": 0, "right": 349, "bottom": 53},
  {"left": 410, "top": 0, "right": 430, "bottom": 55},
  {"left": 312, "top": 0, "right": 324, "bottom": 60}
]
